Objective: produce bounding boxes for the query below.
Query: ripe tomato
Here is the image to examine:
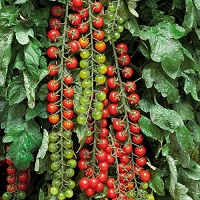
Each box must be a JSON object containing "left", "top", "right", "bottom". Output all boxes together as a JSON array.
[
  {"left": 106, "top": 178, "right": 115, "bottom": 188},
  {"left": 69, "top": 14, "right": 82, "bottom": 25},
  {"left": 134, "top": 146, "right": 146, "bottom": 157},
  {"left": 107, "top": 77, "right": 119, "bottom": 89},
  {"left": 18, "top": 172, "right": 29, "bottom": 183},
  {"left": 97, "top": 138, "right": 108, "bottom": 149},
  {"left": 67, "top": 40, "right": 80, "bottom": 53},
  {"left": 85, "top": 135, "right": 94, "bottom": 144},
  {"left": 64, "top": 75, "right": 74, "bottom": 84},
  {"left": 106, "top": 65, "right": 115, "bottom": 76},
  {"left": 89, "top": 177, "right": 99, "bottom": 188},
  {"left": 63, "top": 87, "right": 74, "bottom": 98},
  {"left": 72, "top": 0, "right": 83, "bottom": 7},
  {"left": 79, "top": 148, "right": 90, "bottom": 159},
  {"left": 7, "top": 166, "right": 17, "bottom": 175},
  {"left": 63, "top": 120, "right": 74, "bottom": 130},
  {"left": 106, "top": 154, "right": 115, "bottom": 164},
  {"left": 95, "top": 182, "right": 104, "bottom": 192},
  {"left": 140, "top": 170, "right": 151, "bottom": 182},
  {"left": 112, "top": 119, "right": 125, "bottom": 131},
  {"left": 124, "top": 81, "right": 137, "bottom": 93},
  {"left": 116, "top": 131, "right": 128, "bottom": 142},
  {"left": 109, "top": 91, "right": 120, "bottom": 103},
  {"left": 84, "top": 187, "right": 95, "bottom": 196},
  {"left": 127, "top": 181, "right": 135, "bottom": 190},
  {"left": 47, "top": 80, "right": 59, "bottom": 91},
  {"left": 79, "top": 177, "right": 89, "bottom": 189},
  {"left": 51, "top": 5, "right": 63, "bottom": 17},
  {"left": 102, "top": 108, "right": 109, "bottom": 119},
  {"left": 47, "top": 92, "right": 59, "bottom": 103},
  {"left": 122, "top": 66, "right": 134, "bottom": 78},
  {"left": 93, "top": 30, "right": 105, "bottom": 40},
  {"left": 135, "top": 156, "right": 147, "bottom": 167},
  {"left": 67, "top": 28, "right": 80, "bottom": 40},
  {"left": 7, "top": 175, "right": 17, "bottom": 184},
  {"left": 5, "top": 158, "right": 13, "bottom": 165},
  {"left": 48, "top": 64, "right": 58, "bottom": 76},
  {"left": 102, "top": 98, "right": 109, "bottom": 106},
  {"left": 49, "top": 18, "right": 61, "bottom": 30},
  {"left": 7, "top": 185, "right": 16, "bottom": 193},
  {"left": 107, "top": 188, "right": 117, "bottom": 198},
  {"left": 78, "top": 37, "right": 89, "bottom": 49},
  {"left": 122, "top": 144, "right": 133, "bottom": 154},
  {"left": 77, "top": 22, "right": 89, "bottom": 33},
  {"left": 92, "top": 2, "right": 103, "bottom": 12},
  {"left": 63, "top": 98, "right": 74, "bottom": 109},
  {"left": 97, "top": 127, "right": 109, "bottom": 138},
  {"left": 118, "top": 54, "right": 130, "bottom": 67},
  {"left": 128, "top": 94, "right": 140, "bottom": 105},
  {"left": 70, "top": 5, "right": 81, "bottom": 11},
  {"left": 46, "top": 103, "right": 59, "bottom": 114},
  {"left": 93, "top": 16, "right": 104, "bottom": 28},
  {"left": 46, "top": 46, "right": 59, "bottom": 59},
  {"left": 49, "top": 114, "right": 60, "bottom": 124},
  {"left": 130, "top": 122, "right": 141, "bottom": 134},
  {"left": 17, "top": 182, "right": 27, "bottom": 191},
  {"left": 63, "top": 109, "right": 74, "bottom": 119},
  {"left": 129, "top": 110, "right": 141, "bottom": 121},
  {"left": 65, "top": 57, "right": 78, "bottom": 69},
  {"left": 116, "top": 43, "right": 128, "bottom": 55},
  {"left": 98, "top": 162, "right": 109, "bottom": 172},
  {"left": 132, "top": 134, "right": 144, "bottom": 145},
  {"left": 47, "top": 29, "right": 60, "bottom": 42},
  {"left": 108, "top": 103, "right": 118, "bottom": 115},
  {"left": 96, "top": 150, "right": 107, "bottom": 162},
  {"left": 97, "top": 172, "right": 108, "bottom": 183},
  {"left": 95, "top": 41, "right": 106, "bottom": 52},
  {"left": 78, "top": 8, "right": 89, "bottom": 19}
]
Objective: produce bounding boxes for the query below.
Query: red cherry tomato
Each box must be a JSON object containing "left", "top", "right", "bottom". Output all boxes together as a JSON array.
[
  {"left": 46, "top": 46, "right": 59, "bottom": 59},
  {"left": 63, "top": 87, "right": 74, "bottom": 98},
  {"left": 77, "top": 23, "right": 89, "bottom": 34},
  {"left": 67, "top": 28, "right": 80, "bottom": 40},
  {"left": 51, "top": 5, "right": 63, "bottom": 17},
  {"left": 118, "top": 54, "right": 131, "bottom": 66},
  {"left": 72, "top": 0, "right": 83, "bottom": 7},
  {"left": 134, "top": 146, "right": 146, "bottom": 157},
  {"left": 132, "top": 134, "right": 144, "bottom": 144},
  {"left": 47, "top": 92, "right": 59, "bottom": 103},
  {"left": 109, "top": 91, "right": 120, "bottom": 103},
  {"left": 129, "top": 110, "right": 141, "bottom": 121},
  {"left": 48, "top": 64, "right": 58, "bottom": 76},
  {"left": 93, "top": 30, "right": 105, "bottom": 40},
  {"left": 122, "top": 66, "right": 134, "bottom": 78},
  {"left": 69, "top": 14, "right": 82, "bottom": 26},
  {"left": 47, "top": 80, "right": 60, "bottom": 91},
  {"left": 124, "top": 81, "right": 137, "bottom": 93},
  {"left": 128, "top": 94, "right": 140, "bottom": 105},
  {"left": 67, "top": 40, "right": 80, "bottom": 53},
  {"left": 78, "top": 8, "right": 89, "bottom": 19},
  {"left": 47, "top": 29, "right": 60, "bottom": 42},
  {"left": 92, "top": 2, "right": 103, "bottom": 13},
  {"left": 49, "top": 18, "right": 61, "bottom": 30},
  {"left": 116, "top": 43, "right": 128, "bottom": 55},
  {"left": 108, "top": 103, "right": 118, "bottom": 115},
  {"left": 93, "top": 16, "right": 104, "bottom": 28},
  {"left": 65, "top": 57, "right": 78, "bottom": 69},
  {"left": 46, "top": 103, "right": 59, "bottom": 114},
  {"left": 135, "top": 156, "right": 147, "bottom": 167},
  {"left": 18, "top": 172, "right": 29, "bottom": 183},
  {"left": 140, "top": 170, "right": 151, "bottom": 182},
  {"left": 63, "top": 98, "right": 74, "bottom": 109},
  {"left": 112, "top": 118, "right": 125, "bottom": 131}
]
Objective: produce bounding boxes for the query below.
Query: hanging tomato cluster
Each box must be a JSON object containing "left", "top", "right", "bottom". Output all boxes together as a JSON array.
[{"left": 44, "top": 1, "right": 153, "bottom": 200}]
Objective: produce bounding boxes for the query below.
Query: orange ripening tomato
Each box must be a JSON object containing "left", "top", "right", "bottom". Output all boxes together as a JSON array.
[
  {"left": 95, "top": 41, "right": 106, "bottom": 52},
  {"left": 78, "top": 37, "right": 90, "bottom": 49},
  {"left": 49, "top": 114, "right": 60, "bottom": 124}
]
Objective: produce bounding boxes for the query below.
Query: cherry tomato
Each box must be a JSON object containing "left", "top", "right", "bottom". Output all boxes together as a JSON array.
[
  {"left": 128, "top": 94, "right": 140, "bottom": 105},
  {"left": 85, "top": 135, "right": 94, "bottom": 144},
  {"left": 129, "top": 110, "right": 140, "bottom": 121},
  {"left": 97, "top": 64, "right": 107, "bottom": 74},
  {"left": 107, "top": 188, "right": 117, "bottom": 198},
  {"left": 122, "top": 66, "right": 134, "bottom": 78},
  {"left": 47, "top": 46, "right": 59, "bottom": 59},
  {"left": 70, "top": 5, "right": 81, "bottom": 11},
  {"left": 63, "top": 120, "right": 74, "bottom": 130},
  {"left": 92, "top": 2, "right": 103, "bottom": 12},
  {"left": 51, "top": 5, "right": 63, "bottom": 17},
  {"left": 47, "top": 29, "right": 60, "bottom": 42},
  {"left": 46, "top": 103, "right": 59, "bottom": 114},
  {"left": 118, "top": 54, "right": 131, "bottom": 66},
  {"left": 95, "top": 53, "right": 106, "bottom": 63},
  {"left": 116, "top": 43, "right": 128, "bottom": 55},
  {"left": 5, "top": 158, "right": 13, "bottom": 165},
  {"left": 136, "top": 156, "right": 147, "bottom": 167},
  {"left": 7, "top": 175, "right": 17, "bottom": 184},
  {"left": 106, "top": 177, "right": 115, "bottom": 188},
  {"left": 49, "top": 114, "right": 60, "bottom": 124},
  {"left": 109, "top": 91, "right": 120, "bottom": 102},
  {"left": 79, "top": 148, "right": 90, "bottom": 159},
  {"left": 93, "top": 16, "right": 104, "bottom": 28},
  {"left": 63, "top": 87, "right": 74, "bottom": 98},
  {"left": 63, "top": 98, "right": 74, "bottom": 109},
  {"left": 93, "top": 30, "right": 105, "bottom": 40},
  {"left": 134, "top": 146, "right": 146, "bottom": 157},
  {"left": 106, "top": 65, "right": 115, "bottom": 76},
  {"left": 98, "top": 161, "right": 109, "bottom": 172},
  {"left": 97, "top": 172, "right": 108, "bottom": 183},
  {"left": 49, "top": 18, "right": 61, "bottom": 30},
  {"left": 6, "top": 185, "right": 16, "bottom": 193},
  {"left": 47, "top": 92, "right": 59, "bottom": 103},
  {"left": 95, "top": 41, "right": 106, "bottom": 52},
  {"left": 78, "top": 8, "right": 89, "bottom": 19},
  {"left": 122, "top": 144, "right": 133, "bottom": 154},
  {"left": 18, "top": 172, "right": 29, "bottom": 183},
  {"left": 17, "top": 182, "right": 27, "bottom": 191},
  {"left": 112, "top": 118, "right": 124, "bottom": 131},
  {"left": 72, "top": 0, "right": 83, "bottom": 7},
  {"left": 7, "top": 166, "right": 17, "bottom": 175},
  {"left": 116, "top": 131, "right": 128, "bottom": 142},
  {"left": 89, "top": 177, "right": 99, "bottom": 188},
  {"left": 97, "top": 127, "right": 109, "bottom": 138},
  {"left": 108, "top": 103, "right": 118, "bottom": 115},
  {"left": 97, "top": 138, "right": 108, "bottom": 149},
  {"left": 102, "top": 108, "right": 109, "bottom": 119},
  {"left": 67, "top": 40, "right": 80, "bottom": 53},
  {"left": 64, "top": 75, "right": 74, "bottom": 84},
  {"left": 65, "top": 57, "right": 78, "bottom": 69},
  {"left": 140, "top": 170, "right": 151, "bottom": 182},
  {"left": 47, "top": 80, "right": 59, "bottom": 92},
  {"left": 124, "top": 81, "right": 137, "bottom": 93},
  {"left": 67, "top": 28, "right": 80, "bottom": 40},
  {"left": 78, "top": 37, "right": 89, "bottom": 49},
  {"left": 77, "top": 22, "right": 89, "bottom": 33},
  {"left": 95, "top": 182, "right": 104, "bottom": 192},
  {"left": 48, "top": 64, "right": 58, "bottom": 76},
  {"left": 95, "top": 74, "right": 106, "bottom": 85},
  {"left": 107, "top": 77, "right": 119, "bottom": 89},
  {"left": 130, "top": 122, "right": 141, "bottom": 134},
  {"left": 96, "top": 91, "right": 106, "bottom": 101},
  {"left": 79, "top": 177, "right": 89, "bottom": 189},
  {"left": 80, "top": 50, "right": 90, "bottom": 59},
  {"left": 96, "top": 150, "right": 107, "bottom": 162},
  {"left": 69, "top": 14, "right": 82, "bottom": 25},
  {"left": 63, "top": 109, "right": 74, "bottom": 119},
  {"left": 84, "top": 187, "right": 95, "bottom": 196},
  {"left": 2, "top": 192, "right": 12, "bottom": 200},
  {"left": 106, "top": 154, "right": 115, "bottom": 164},
  {"left": 132, "top": 134, "right": 144, "bottom": 144}
]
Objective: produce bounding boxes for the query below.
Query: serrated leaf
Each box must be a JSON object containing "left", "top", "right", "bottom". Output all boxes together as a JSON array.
[
  {"left": 149, "top": 169, "right": 165, "bottom": 196},
  {"left": 172, "top": 101, "right": 194, "bottom": 120},
  {"left": 139, "top": 115, "right": 164, "bottom": 142},
  {"left": 94, "top": 186, "right": 108, "bottom": 199},
  {"left": 125, "top": 17, "right": 140, "bottom": 36},
  {"left": 0, "top": 27, "right": 13, "bottom": 87},
  {"left": 25, "top": 102, "right": 43, "bottom": 121},
  {"left": 6, "top": 76, "right": 26, "bottom": 105},
  {"left": 142, "top": 62, "right": 180, "bottom": 104},
  {"left": 35, "top": 129, "right": 49, "bottom": 172},
  {"left": 174, "top": 183, "right": 193, "bottom": 200},
  {"left": 14, "top": 22, "right": 34, "bottom": 45}
]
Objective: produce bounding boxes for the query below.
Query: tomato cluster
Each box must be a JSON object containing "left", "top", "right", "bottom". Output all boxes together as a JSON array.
[{"left": 2, "top": 146, "right": 27, "bottom": 200}]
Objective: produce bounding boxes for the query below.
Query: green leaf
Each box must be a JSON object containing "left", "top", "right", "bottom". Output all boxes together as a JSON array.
[
  {"left": 94, "top": 186, "right": 108, "bottom": 199},
  {"left": 13, "top": 50, "right": 25, "bottom": 70},
  {"left": 172, "top": 101, "right": 194, "bottom": 120},
  {"left": 138, "top": 98, "right": 153, "bottom": 113},
  {"left": 139, "top": 115, "right": 164, "bottom": 142},
  {"left": 125, "top": 17, "right": 140, "bottom": 36},
  {"left": 25, "top": 102, "right": 43, "bottom": 121},
  {"left": 0, "top": 136, "right": 5, "bottom": 161},
  {"left": 38, "top": 84, "right": 48, "bottom": 101},
  {"left": 149, "top": 169, "right": 165, "bottom": 196},
  {"left": 35, "top": 129, "right": 49, "bottom": 173},
  {"left": 174, "top": 183, "right": 193, "bottom": 200},
  {"left": 14, "top": 22, "right": 34, "bottom": 45},
  {"left": 188, "top": 120, "right": 200, "bottom": 143},
  {"left": 142, "top": 62, "right": 180, "bottom": 104},
  {"left": 138, "top": 41, "right": 151, "bottom": 59},
  {"left": 0, "top": 27, "right": 14, "bottom": 87},
  {"left": 38, "top": 189, "right": 45, "bottom": 200},
  {"left": 185, "top": 162, "right": 200, "bottom": 180},
  {"left": 74, "top": 125, "right": 87, "bottom": 150},
  {"left": 15, "top": 0, "right": 28, "bottom": 4},
  {"left": 127, "top": 0, "right": 139, "bottom": 17},
  {"left": 6, "top": 76, "right": 26, "bottom": 105},
  {"left": 183, "top": 0, "right": 197, "bottom": 34},
  {"left": 182, "top": 69, "right": 200, "bottom": 101},
  {"left": 194, "top": 0, "right": 200, "bottom": 9},
  {"left": 6, "top": 120, "right": 42, "bottom": 170}
]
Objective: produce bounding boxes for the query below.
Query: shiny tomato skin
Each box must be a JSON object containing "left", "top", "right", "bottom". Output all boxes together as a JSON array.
[
  {"left": 51, "top": 5, "right": 63, "bottom": 17},
  {"left": 122, "top": 66, "right": 134, "bottom": 78},
  {"left": 107, "top": 188, "right": 117, "bottom": 198},
  {"left": 92, "top": 2, "right": 103, "bottom": 12},
  {"left": 63, "top": 98, "right": 74, "bottom": 109},
  {"left": 132, "top": 134, "right": 144, "bottom": 145},
  {"left": 63, "top": 87, "right": 74, "bottom": 98},
  {"left": 67, "top": 40, "right": 80, "bottom": 53},
  {"left": 93, "top": 16, "right": 104, "bottom": 28},
  {"left": 130, "top": 122, "right": 141, "bottom": 134},
  {"left": 78, "top": 8, "right": 89, "bottom": 18},
  {"left": 116, "top": 43, "right": 128, "bottom": 55},
  {"left": 140, "top": 170, "right": 151, "bottom": 182},
  {"left": 118, "top": 54, "right": 131, "bottom": 66},
  {"left": 116, "top": 130, "right": 128, "bottom": 142},
  {"left": 88, "top": 177, "right": 99, "bottom": 188},
  {"left": 129, "top": 110, "right": 141, "bottom": 121},
  {"left": 77, "top": 23, "right": 89, "bottom": 34},
  {"left": 97, "top": 138, "right": 108, "bottom": 149},
  {"left": 47, "top": 29, "right": 60, "bottom": 42},
  {"left": 106, "top": 65, "right": 115, "bottom": 76},
  {"left": 85, "top": 135, "right": 94, "bottom": 144},
  {"left": 84, "top": 187, "right": 95, "bottom": 196},
  {"left": 128, "top": 94, "right": 140, "bottom": 105},
  {"left": 134, "top": 146, "right": 146, "bottom": 157},
  {"left": 46, "top": 46, "right": 59, "bottom": 59},
  {"left": 47, "top": 80, "right": 59, "bottom": 91},
  {"left": 112, "top": 118, "right": 125, "bottom": 131},
  {"left": 63, "top": 109, "right": 74, "bottom": 119},
  {"left": 47, "top": 92, "right": 59, "bottom": 103},
  {"left": 98, "top": 162, "right": 109, "bottom": 172},
  {"left": 79, "top": 177, "right": 89, "bottom": 189},
  {"left": 124, "top": 81, "right": 137, "bottom": 93},
  {"left": 108, "top": 104, "right": 118, "bottom": 115},
  {"left": 122, "top": 144, "right": 133, "bottom": 154},
  {"left": 95, "top": 41, "right": 106, "bottom": 52},
  {"left": 17, "top": 182, "right": 27, "bottom": 191},
  {"left": 7, "top": 166, "right": 17, "bottom": 175},
  {"left": 67, "top": 28, "right": 80, "bottom": 40},
  {"left": 135, "top": 156, "right": 147, "bottom": 167},
  {"left": 18, "top": 172, "right": 29, "bottom": 183},
  {"left": 109, "top": 91, "right": 120, "bottom": 103},
  {"left": 46, "top": 103, "right": 59, "bottom": 114},
  {"left": 64, "top": 76, "right": 74, "bottom": 85},
  {"left": 69, "top": 14, "right": 82, "bottom": 26},
  {"left": 93, "top": 30, "right": 105, "bottom": 40},
  {"left": 97, "top": 172, "right": 108, "bottom": 183},
  {"left": 48, "top": 64, "right": 58, "bottom": 76},
  {"left": 97, "top": 127, "right": 109, "bottom": 138},
  {"left": 49, "top": 18, "right": 61, "bottom": 30},
  {"left": 7, "top": 185, "right": 16, "bottom": 193},
  {"left": 65, "top": 57, "right": 78, "bottom": 69},
  {"left": 49, "top": 114, "right": 60, "bottom": 124},
  {"left": 95, "top": 182, "right": 104, "bottom": 192},
  {"left": 7, "top": 175, "right": 17, "bottom": 184},
  {"left": 63, "top": 120, "right": 74, "bottom": 130},
  {"left": 72, "top": 0, "right": 83, "bottom": 7},
  {"left": 79, "top": 148, "right": 90, "bottom": 159},
  {"left": 107, "top": 77, "right": 118, "bottom": 89}
]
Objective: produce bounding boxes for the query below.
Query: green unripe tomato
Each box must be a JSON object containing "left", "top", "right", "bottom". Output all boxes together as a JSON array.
[
  {"left": 63, "top": 139, "right": 73, "bottom": 149},
  {"left": 80, "top": 50, "right": 90, "bottom": 59},
  {"left": 97, "top": 64, "right": 107, "bottom": 74},
  {"left": 63, "top": 149, "right": 74, "bottom": 159},
  {"left": 117, "top": 17, "right": 124, "bottom": 24},
  {"left": 51, "top": 161, "right": 61, "bottom": 171},
  {"left": 48, "top": 143, "right": 59, "bottom": 153},
  {"left": 95, "top": 54, "right": 106, "bottom": 64},
  {"left": 83, "top": 89, "right": 92, "bottom": 97},
  {"left": 108, "top": 3, "right": 117, "bottom": 11},
  {"left": 85, "top": 130, "right": 93, "bottom": 136},
  {"left": 50, "top": 187, "right": 59, "bottom": 195},
  {"left": 94, "top": 101, "right": 104, "bottom": 110},
  {"left": 79, "top": 59, "right": 89, "bottom": 68},
  {"left": 64, "top": 168, "right": 75, "bottom": 178},
  {"left": 67, "top": 159, "right": 77, "bottom": 168},
  {"left": 113, "top": 32, "right": 120, "bottom": 39},
  {"left": 77, "top": 115, "right": 87, "bottom": 125},
  {"left": 67, "top": 180, "right": 76, "bottom": 189},
  {"left": 95, "top": 74, "right": 106, "bottom": 85},
  {"left": 140, "top": 182, "right": 149, "bottom": 190},
  {"left": 117, "top": 25, "right": 124, "bottom": 33},
  {"left": 15, "top": 191, "right": 26, "bottom": 200},
  {"left": 62, "top": 131, "right": 72, "bottom": 139},
  {"left": 57, "top": 192, "right": 66, "bottom": 200},
  {"left": 65, "top": 189, "right": 74, "bottom": 198},
  {"left": 50, "top": 152, "right": 61, "bottom": 161},
  {"left": 2, "top": 192, "right": 12, "bottom": 200},
  {"left": 77, "top": 105, "right": 89, "bottom": 114},
  {"left": 96, "top": 91, "right": 106, "bottom": 101},
  {"left": 49, "top": 132, "right": 59, "bottom": 143},
  {"left": 54, "top": 169, "right": 62, "bottom": 178},
  {"left": 80, "top": 96, "right": 91, "bottom": 105},
  {"left": 79, "top": 69, "right": 90, "bottom": 79},
  {"left": 92, "top": 109, "right": 102, "bottom": 120},
  {"left": 52, "top": 179, "right": 62, "bottom": 187},
  {"left": 146, "top": 194, "right": 155, "bottom": 200},
  {"left": 81, "top": 79, "right": 92, "bottom": 88}
]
